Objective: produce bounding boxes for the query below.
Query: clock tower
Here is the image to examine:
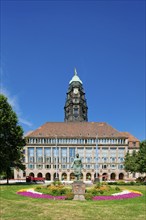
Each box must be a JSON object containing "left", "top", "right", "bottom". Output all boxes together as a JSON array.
[{"left": 64, "top": 69, "right": 88, "bottom": 122}]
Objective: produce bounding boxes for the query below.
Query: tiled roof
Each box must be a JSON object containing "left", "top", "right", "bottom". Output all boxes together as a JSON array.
[
  {"left": 120, "top": 132, "right": 139, "bottom": 142},
  {"left": 26, "top": 122, "right": 128, "bottom": 139},
  {"left": 24, "top": 131, "right": 34, "bottom": 136}
]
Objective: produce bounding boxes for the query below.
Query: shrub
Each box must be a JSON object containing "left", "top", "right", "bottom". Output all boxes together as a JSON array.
[
  {"left": 65, "top": 192, "right": 74, "bottom": 200},
  {"left": 49, "top": 186, "right": 66, "bottom": 196},
  {"left": 102, "top": 181, "right": 108, "bottom": 185},
  {"left": 87, "top": 187, "right": 107, "bottom": 196},
  {"left": 35, "top": 186, "right": 43, "bottom": 190},
  {"left": 35, "top": 182, "right": 122, "bottom": 198},
  {"left": 52, "top": 181, "right": 62, "bottom": 186},
  {"left": 85, "top": 193, "right": 93, "bottom": 200},
  {"left": 89, "top": 188, "right": 99, "bottom": 196},
  {"left": 59, "top": 187, "right": 71, "bottom": 195},
  {"left": 36, "top": 185, "right": 72, "bottom": 196},
  {"left": 99, "top": 190, "right": 104, "bottom": 194},
  {"left": 129, "top": 181, "right": 135, "bottom": 185},
  {"left": 36, "top": 185, "right": 71, "bottom": 196},
  {"left": 108, "top": 182, "right": 118, "bottom": 185},
  {"left": 115, "top": 186, "right": 120, "bottom": 191},
  {"left": 100, "top": 185, "right": 110, "bottom": 191},
  {"left": 94, "top": 183, "right": 110, "bottom": 191},
  {"left": 117, "top": 181, "right": 125, "bottom": 185},
  {"left": 95, "top": 182, "right": 102, "bottom": 189}
]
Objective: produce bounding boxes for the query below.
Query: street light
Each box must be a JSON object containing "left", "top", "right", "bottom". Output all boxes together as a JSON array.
[
  {"left": 55, "top": 135, "right": 58, "bottom": 180},
  {"left": 96, "top": 134, "right": 98, "bottom": 179}
]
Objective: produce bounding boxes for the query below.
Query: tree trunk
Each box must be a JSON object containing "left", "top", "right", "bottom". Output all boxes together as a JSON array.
[
  {"left": 6, "top": 168, "right": 10, "bottom": 184},
  {"left": 7, "top": 177, "right": 9, "bottom": 184}
]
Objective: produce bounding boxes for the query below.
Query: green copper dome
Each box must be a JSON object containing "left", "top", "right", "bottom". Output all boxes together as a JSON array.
[{"left": 69, "top": 68, "right": 83, "bottom": 84}]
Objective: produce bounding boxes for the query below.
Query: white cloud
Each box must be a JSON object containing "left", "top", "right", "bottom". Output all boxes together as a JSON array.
[
  {"left": 1, "top": 86, "right": 33, "bottom": 127},
  {"left": 19, "top": 118, "right": 33, "bottom": 127},
  {"left": 1, "top": 87, "right": 19, "bottom": 111}
]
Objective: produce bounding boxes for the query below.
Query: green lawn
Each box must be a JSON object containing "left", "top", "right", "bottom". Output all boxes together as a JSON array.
[{"left": 0, "top": 184, "right": 146, "bottom": 220}]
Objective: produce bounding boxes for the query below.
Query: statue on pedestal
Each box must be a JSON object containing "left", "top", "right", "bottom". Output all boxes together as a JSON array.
[
  {"left": 71, "top": 154, "right": 85, "bottom": 200},
  {"left": 71, "top": 153, "right": 83, "bottom": 181}
]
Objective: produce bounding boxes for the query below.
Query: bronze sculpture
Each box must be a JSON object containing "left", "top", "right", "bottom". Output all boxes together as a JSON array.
[{"left": 71, "top": 153, "right": 83, "bottom": 181}]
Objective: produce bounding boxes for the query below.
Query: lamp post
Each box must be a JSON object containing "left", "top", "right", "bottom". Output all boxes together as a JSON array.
[
  {"left": 95, "top": 134, "right": 98, "bottom": 179},
  {"left": 55, "top": 135, "right": 58, "bottom": 180}
]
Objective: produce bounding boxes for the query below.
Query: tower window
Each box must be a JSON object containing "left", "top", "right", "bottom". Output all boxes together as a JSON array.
[{"left": 73, "top": 107, "right": 79, "bottom": 116}]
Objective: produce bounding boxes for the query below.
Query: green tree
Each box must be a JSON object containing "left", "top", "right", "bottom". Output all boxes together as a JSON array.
[
  {"left": 124, "top": 150, "right": 138, "bottom": 174},
  {"left": 137, "top": 140, "right": 146, "bottom": 173},
  {"left": 0, "top": 94, "right": 26, "bottom": 184}
]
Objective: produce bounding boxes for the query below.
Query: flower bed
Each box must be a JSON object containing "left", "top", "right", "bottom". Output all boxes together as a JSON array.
[
  {"left": 92, "top": 190, "right": 142, "bottom": 200},
  {"left": 17, "top": 189, "right": 66, "bottom": 200},
  {"left": 17, "top": 188, "right": 142, "bottom": 201}
]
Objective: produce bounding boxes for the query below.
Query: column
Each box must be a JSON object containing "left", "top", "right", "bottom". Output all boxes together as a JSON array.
[
  {"left": 34, "top": 147, "right": 36, "bottom": 169},
  {"left": 42, "top": 147, "right": 44, "bottom": 169},
  {"left": 67, "top": 172, "right": 70, "bottom": 181},
  {"left": 59, "top": 147, "right": 61, "bottom": 169},
  {"left": 51, "top": 170, "right": 54, "bottom": 181},
  {"left": 59, "top": 172, "right": 62, "bottom": 181},
  {"left": 25, "top": 147, "right": 28, "bottom": 163},
  {"left": 51, "top": 147, "right": 53, "bottom": 170},
  {"left": 83, "top": 172, "right": 86, "bottom": 182},
  {"left": 91, "top": 172, "right": 94, "bottom": 182},
  {"left": 67, "top": 147, "right": 69, "bottom": 169}
]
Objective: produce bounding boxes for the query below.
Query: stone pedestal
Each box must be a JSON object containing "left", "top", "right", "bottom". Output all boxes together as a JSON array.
[{"left": 72, "top": 181, "right": 86, "bottom": 201}]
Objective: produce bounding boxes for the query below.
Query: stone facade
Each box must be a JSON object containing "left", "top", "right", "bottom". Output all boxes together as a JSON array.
[{"left": 15, "top": 122, "right": 140, "bottom": 181}]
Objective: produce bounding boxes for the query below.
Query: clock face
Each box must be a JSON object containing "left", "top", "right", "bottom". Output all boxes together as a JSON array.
[{"left": 73, "top": 88, "right": 78, "bottom": 94}]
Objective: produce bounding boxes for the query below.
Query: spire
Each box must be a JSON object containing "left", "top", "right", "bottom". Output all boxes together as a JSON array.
[
  {"left": 74, "top": 68, "right": 77, "bottom": 76},
  {"left": 69, "top": 68, "right": 82, "bottom": 84}
]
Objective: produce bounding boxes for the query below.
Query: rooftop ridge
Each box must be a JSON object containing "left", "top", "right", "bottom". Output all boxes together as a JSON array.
[
  {"left": 25, "top": 121, "right": 130, "bottom": 139},
  {"left": 120, "top": 132, "right": 139, "bottom": 142}
]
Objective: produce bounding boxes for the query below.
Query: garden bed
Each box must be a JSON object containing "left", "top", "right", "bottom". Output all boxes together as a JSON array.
[{"left": 17, "top": 182, "right": 142, "bottom": 201}]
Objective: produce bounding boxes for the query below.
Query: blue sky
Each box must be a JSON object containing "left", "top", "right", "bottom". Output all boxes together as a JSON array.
[{"left": 1, "top": 0, "right": 145, "bottom": 141}]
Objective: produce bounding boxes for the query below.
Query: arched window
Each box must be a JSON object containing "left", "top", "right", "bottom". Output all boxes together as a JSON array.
[
  {"left": 23, "top": 171, "right": 26, "bottom": 177},
  {"left": 94, "top": 173, "right": 99, "bottom": 178},
  {"left": 62, "top": 173, "right": 67, "bottom": 180},
  {"left": 45, "top": 173, "right": 51, "bottom": 180},
  {"left": 119, "top": 173, "right": 124, "bottom": 180},
  {"left": 86, "top": 173, "right": 91, "bottom": 180},
  {"left": 70, "top": 173, "right": 75, "bottom": 181},
  {"left": 53, "top": 173, "right": 59, "bottom": 180},
  {"left": 37, "top": 172, "right": 43, "bottom": 178},
  {"left": 110, "top": 173, "right": 116, "bottom": 180},
  {"left": 29, "top": 172, "right": 34, "bottom": 177},
  {"left": 102, "top": 173, "right": 108, "bottom": 181}
]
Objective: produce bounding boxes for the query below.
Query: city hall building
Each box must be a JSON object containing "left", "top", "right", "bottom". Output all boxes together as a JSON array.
[{"left": 15, "top": 69, "right": 140, "bottom": 181}]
